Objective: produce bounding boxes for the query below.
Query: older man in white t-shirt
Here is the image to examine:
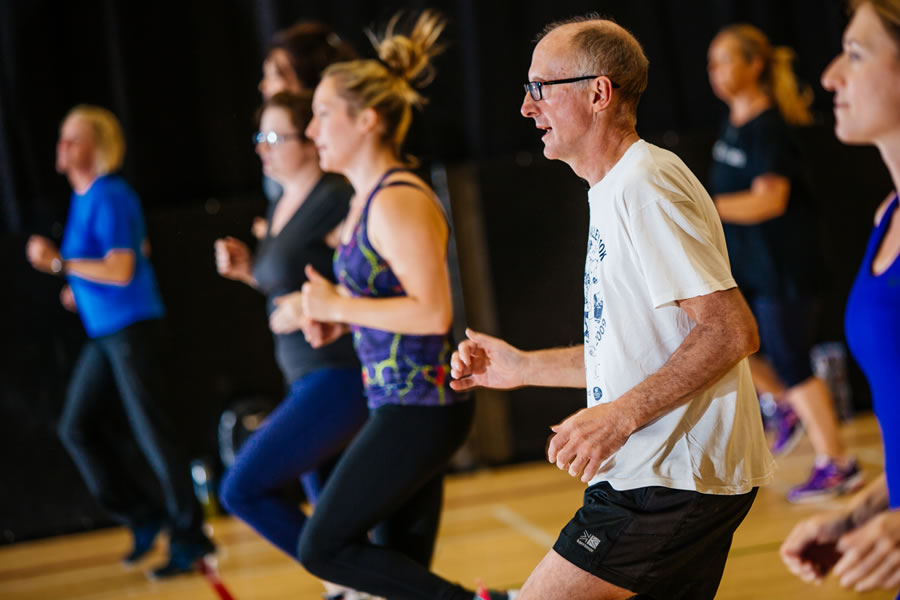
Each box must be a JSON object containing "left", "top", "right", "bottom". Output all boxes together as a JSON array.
[{"left": 451, "top": 15, "right": 774, "bottom": 600}]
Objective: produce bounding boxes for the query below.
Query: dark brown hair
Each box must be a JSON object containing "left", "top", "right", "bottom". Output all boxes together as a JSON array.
[
  {"left": 267, "top": 22, "right": 357, "bottom": 90},
  {"left": 257, "top": 91, "right": 314, "bottom": 141}
]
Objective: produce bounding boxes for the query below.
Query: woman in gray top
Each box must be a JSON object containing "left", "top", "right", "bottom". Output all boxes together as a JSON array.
[{"left": 215, "top": 91, "right": 366, "bottom": 600}]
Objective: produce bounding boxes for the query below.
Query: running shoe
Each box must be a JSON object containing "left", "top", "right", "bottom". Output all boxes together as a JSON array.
[
  {"left": 147, "top": 536, "right": 216, "bottom": 579},
  {"left": 770, "top": 403, "right": 803, "bottom": 456},
  {"left": 787, "top": 459, "right": 864, "bottom": 503},
  {"left": 122, "top": 519, "right": 163, "bottom": 566}
]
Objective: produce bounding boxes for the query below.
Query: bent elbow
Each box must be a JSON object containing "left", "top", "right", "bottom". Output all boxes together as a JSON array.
[
  {"left": 743, "top": 320, "right": 760, "bottom": 357},
  {"left": 429, "top": 310, "right": 453, "bottom": 336},
  {"left": 420, "top": 305, "right": 453, "bottom": 336},
  {"left": 112, "top": 263, "right": 136, "bottom": 286}
]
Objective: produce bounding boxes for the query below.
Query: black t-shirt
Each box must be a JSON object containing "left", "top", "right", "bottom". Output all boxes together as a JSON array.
[
  {"left": 253, "top": 173, "right": 359, "bottom": 383},
  {"left": 708, "top": 108, "right": 823, "bottom": 298}
]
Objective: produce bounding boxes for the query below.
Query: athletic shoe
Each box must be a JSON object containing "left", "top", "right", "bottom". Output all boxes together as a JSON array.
[
  {"left": 147, "top": 536, "right": 216, "bottom": 580},
  {"left": 770, "top": 403, "right": 803, "bottom": 456},
  {"left": 787, "top": 459, "right": 864, "bottom": 503},
  {"left": 122, "top": 520, "right": 163, "bottom": 566}
]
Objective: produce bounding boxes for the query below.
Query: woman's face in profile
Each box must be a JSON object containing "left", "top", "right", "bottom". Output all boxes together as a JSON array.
[
  {"left": 56, "top": 117, "right": 96, "bottom": 175},
  {"left": 707, "top": 34, "right": 759, "bottom": 104},
  {"left": 259, "top": 49, "right": 303, "bottom": 100},
  {"left": 822, "top": 2, "right": 900, "bottom": 145},
  {"left": 255, "top": 106, "right": 310, "bottom": 182}
]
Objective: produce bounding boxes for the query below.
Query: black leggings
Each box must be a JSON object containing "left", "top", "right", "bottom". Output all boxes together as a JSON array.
[
  {"left": 297, "top": 400, "right": 476, "bottom": 600},
  {"left": 57, "top": 319, "right": 205, "bottom": 544}
]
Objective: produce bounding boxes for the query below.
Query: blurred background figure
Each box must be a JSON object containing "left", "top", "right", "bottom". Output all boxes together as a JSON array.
[
  {"left": 254, "top": 21, "right": 357, "bottom": 238},
  {"left": 214, "top": 90, "right": 368, "bottom": 600},
  {"left": 781, "top": 0, "right": 900, "bottom": 594},
  {"left": 24, "top": 105, "right": 214, "bottom": 579},
  {"left": 707, "top": 24, "right": 861, "bottom": 502}
]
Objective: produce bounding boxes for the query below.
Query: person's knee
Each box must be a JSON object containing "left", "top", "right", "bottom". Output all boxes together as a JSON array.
[
  {"left": 296, "top": 524, "right": 337, "bottom": 577},
  {"left": 218, "top": 469, "right": 254, "bottom": 516}
]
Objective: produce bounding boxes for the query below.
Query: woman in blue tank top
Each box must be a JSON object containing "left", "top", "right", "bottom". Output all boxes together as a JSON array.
[
  {"left": 780, "top": 1, "right": 900, "bottom": 595},
  {"left": 261, "top": 11, "right": 506, "bottom": 600}
]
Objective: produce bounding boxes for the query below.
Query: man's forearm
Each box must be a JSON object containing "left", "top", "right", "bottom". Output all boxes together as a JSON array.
[
  {"left": 613, "top": 317, "right": 754, "bottom": 433},
  {"left": 523, "top": 345, "right": 586, "bottom": 388}
]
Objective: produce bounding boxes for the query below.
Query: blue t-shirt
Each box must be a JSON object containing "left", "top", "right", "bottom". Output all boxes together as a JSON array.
[
  {"left": 844, "top": 194, "right": 900, "bottom": 509},
  {"left": 60, "top": 174, "right": 165, "bottom": 338}
]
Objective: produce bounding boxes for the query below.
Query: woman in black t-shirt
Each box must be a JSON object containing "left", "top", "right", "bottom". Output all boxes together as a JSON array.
[
  {"left": 214, "top": 92, "right": 367, "bottom": 600},
  {"left": 708, "top": 25, "right": 860, "bottom": 503}
]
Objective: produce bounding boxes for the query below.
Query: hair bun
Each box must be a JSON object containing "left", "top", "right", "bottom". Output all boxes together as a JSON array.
[{"left": 369, "top": 10, "right": 446, "bottom": 88}]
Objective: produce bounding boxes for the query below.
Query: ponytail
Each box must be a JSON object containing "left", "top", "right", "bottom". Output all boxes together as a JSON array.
[{"left": 720, "top": 24, "right": 814, "bottom": 126}]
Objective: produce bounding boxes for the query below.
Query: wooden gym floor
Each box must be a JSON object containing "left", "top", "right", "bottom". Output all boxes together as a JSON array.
[{"left": 0, "top": 412, "right": 893, "bottom": 599}]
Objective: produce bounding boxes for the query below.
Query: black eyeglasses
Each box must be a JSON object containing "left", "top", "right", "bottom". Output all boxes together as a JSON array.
[{"left": 524, "top": 75, "right": 620, "bottom": 101}]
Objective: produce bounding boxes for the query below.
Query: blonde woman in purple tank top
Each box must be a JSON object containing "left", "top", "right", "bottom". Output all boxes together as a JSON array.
[{"left": 269, "top": 10, "right": 510, "bottom": 600}]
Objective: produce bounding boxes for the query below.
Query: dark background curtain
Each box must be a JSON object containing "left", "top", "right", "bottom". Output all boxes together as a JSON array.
[{"left": 0, "top": 0, "right": 892, "bottom": 543}]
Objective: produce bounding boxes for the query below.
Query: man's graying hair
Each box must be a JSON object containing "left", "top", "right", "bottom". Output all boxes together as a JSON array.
[{"left": 538, "top": 14, "right": 649, "bottom": 120}]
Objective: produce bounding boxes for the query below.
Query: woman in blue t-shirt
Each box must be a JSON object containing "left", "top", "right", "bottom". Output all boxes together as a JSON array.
[
  {"left": 25, "top": 105, "right": 213, "bottom": 578},
  {"left": 780, "top": 1, "right": 900, "bottom": 595},
  {"left": 707, "top": 24, "right": 860, "bottom": 502}
]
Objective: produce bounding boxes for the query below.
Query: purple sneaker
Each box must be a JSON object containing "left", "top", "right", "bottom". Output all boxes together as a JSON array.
[
  {"left": 770, "top": 403, "right": 803, "bottom": 455},
  {"left": 787, "top": 459, "right": 864, "bottom": 503}
]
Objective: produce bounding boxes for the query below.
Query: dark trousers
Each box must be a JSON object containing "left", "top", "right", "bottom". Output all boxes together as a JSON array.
[
  {"left": 57, "top": 319, "right": 205, "bottom": 544},
  {"left": 218, "top": 367, "right": 367, "bottom": 557},
  {"left": 297, "top": 400, "right": 476, "bottom": 600}
]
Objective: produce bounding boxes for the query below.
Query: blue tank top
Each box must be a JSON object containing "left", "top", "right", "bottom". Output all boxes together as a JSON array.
[
  {"left": 332, "top": 168, "right": 460, "bottom": 409},
  {"left": 845, "top": 194, "right": 900, "bottom": 509}
]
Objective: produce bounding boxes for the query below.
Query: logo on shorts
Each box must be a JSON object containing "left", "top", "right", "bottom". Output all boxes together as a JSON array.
[{"left": 576, "top": 530, "right": 601, "bottom": 552}]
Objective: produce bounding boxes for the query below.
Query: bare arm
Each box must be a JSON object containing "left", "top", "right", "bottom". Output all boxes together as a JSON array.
[
  {"left": 214, "top": 237, "right": 257, "bottom": 288},
  {"left": 450, "top": 329, "right": 585, "bottom": 391},
  {"left": 302, "top": 185, "right": 452, "bottom": 335},
  {"left": 27, "top": 235, "right": 136, "bottom": 285},
  {"left": 548, "top": 286, "right": 759, "bottom": 482},
  {"left": 64, "top": 250, "right": 136, "bottom": 285},
  {"left": 714, "top": 174, "right": 790, "bottom": 225},
  {"left": 610, "top": 286, "right": 758, "bottom": 431},
  {"left": 845, "top": 473, "right": 891, "bottom": 528}
]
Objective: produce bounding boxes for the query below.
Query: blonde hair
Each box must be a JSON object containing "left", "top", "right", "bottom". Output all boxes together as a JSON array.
[
  {"left": 64, "top": 105, "right": 126, "bottom": 174},
  {"left": 850, "top": 0, "right": 900, "bottom": 52},
  {"left": 718, "top": 24, "right": 813, "bottom": 126},
  {"left": 323, "top": 11, "right": 446, "bottom": 164},
  {"left": 539, "top": 15, "right": 649, "bottom": 122}
]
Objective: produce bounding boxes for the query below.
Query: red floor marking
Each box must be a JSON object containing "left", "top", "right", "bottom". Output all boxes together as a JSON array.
[{"left": 198, "top": 558, "right": 236, "bottom": 600}]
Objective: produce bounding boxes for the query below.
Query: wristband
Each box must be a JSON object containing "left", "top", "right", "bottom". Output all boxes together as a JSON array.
[{"left": 50, "top": 257, "right": 66, "bottom": 274}]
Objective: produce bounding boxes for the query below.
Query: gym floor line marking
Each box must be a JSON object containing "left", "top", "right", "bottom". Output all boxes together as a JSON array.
[{"left": 491, "top": 504, "right": 557, "bottom": 548}]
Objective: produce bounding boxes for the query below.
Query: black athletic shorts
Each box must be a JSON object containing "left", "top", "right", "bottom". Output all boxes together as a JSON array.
[{"left": 553, "top": 482, "right": 758, "bottom": 600}]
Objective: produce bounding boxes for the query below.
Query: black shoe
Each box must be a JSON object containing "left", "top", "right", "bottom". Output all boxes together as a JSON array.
[
  {"left": 122, "top": 520, "right": 164, "bottom": 566},
  {"left": 147, "top": 537, "right": 216, "bottom": 580}
]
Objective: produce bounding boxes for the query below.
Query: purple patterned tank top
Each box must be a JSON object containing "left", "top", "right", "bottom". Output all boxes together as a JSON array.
[{"left": 333, "top": 168, "right": 460, "bottom": 408}]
